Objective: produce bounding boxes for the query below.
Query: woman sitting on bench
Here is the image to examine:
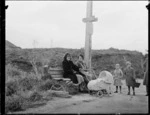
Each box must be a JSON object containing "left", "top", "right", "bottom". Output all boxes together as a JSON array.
[
  {"left": 76, "top": 54, "right": 97, "bottom": 81},
  {"left": 62, "top": 53, "right": 84, "bottom": 86},
  {"left": 76, "top": 54, "right": 91, "bottom": 84}
]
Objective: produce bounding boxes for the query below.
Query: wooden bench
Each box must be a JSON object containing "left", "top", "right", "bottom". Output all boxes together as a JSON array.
[
  {"left": 48, "top": 67, "right": 71, "bottom": 82},
  {"left": 43, "top": 65, "right": 71, "bottom": 91}
]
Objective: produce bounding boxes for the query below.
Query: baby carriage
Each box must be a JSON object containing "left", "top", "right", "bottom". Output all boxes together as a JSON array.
[{"left": 87, "top": 71, "right": 114, "bottom": 98}]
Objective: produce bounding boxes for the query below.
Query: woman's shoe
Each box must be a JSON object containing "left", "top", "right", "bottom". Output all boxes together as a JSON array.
[{"left": 114, "top": 91, "right": 118, "bottom": 93}]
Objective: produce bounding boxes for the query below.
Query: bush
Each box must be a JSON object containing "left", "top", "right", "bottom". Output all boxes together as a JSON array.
[
  {"left": 38, "top": 79, "right": 79, "bottom": 95},
  {"left": 5, "top": 64, "right": 22, "bottom": 82},
  {"left": 6, "top": 72, "right": 40, "bottom": 96},
  {"left": 41, "top": 74, "right": 52, "bottom": 81},
  {"left": 37, "top": 79, "right": 56, "bottom": 91},
  {"left": 28, "top": 91, "right": 43, "bottom": 102},
  {"left": 6, "top": 80, "right": 19, "bottom": 96},
  {"left": 18, "top": 77, "right": 39, "bottom": 91},
  {"left": 66, "top": 83, "right": 79, "bottom": 95},
  {"left": 5, "top": 95, "right": 24, "bottom": 113},
  {"left": 5, "top": 91, "right": 45, "bottom": 113},
  {"left": 135, "top": 70, "right": 144, "bottom": 79}
]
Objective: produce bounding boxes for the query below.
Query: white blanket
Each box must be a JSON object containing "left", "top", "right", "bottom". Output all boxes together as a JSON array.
[{"left": 87, "top": 71, "right": 114, "bottom": 93}]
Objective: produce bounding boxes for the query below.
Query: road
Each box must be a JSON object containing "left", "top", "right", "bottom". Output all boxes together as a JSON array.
[{"left": 13, "top": 79, "right": 148, "bottom": 114}]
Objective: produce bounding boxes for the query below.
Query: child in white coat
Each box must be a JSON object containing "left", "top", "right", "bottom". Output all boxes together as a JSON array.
[{"left": 113, "top": 64, "right": 123, "bottom": 93}]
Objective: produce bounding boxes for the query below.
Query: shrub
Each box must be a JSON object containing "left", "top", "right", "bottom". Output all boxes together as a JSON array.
[
  {"left": 38, "top": 79, "right": 79, "bottom": 95},
  {"left": 66, "top": 83, "right": 79, "bottom": 95},
  {"left": 28, "top": 91, "right": 43, "bottom": 102},
  {"left": 5, "top": 95, "right": 24, "bottom": 113},
  {"left": 5, "top": 64, "right": 22, "bottom": 82},
  {"left": 6, "top": 72, "right": 40, "bottom": 96},
  {"left": 135, "top": 70, "right": 144, "bottom": 79},
  {"left": 6, "top": 80, "right": 19, "bottom": 96},
  {"left": 41, "top": 74, "right": 52, "bottom": 81},
  {"left": 37, "top": 79, "right": 56, "bottom": 91},
  {"left": 18, "top": 77, "right": 39, "bottom": 91}
]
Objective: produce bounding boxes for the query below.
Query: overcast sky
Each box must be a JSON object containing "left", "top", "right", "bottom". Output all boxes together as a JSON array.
[{"left": 6, "top": 1, "right": 148, "bottom": 54}]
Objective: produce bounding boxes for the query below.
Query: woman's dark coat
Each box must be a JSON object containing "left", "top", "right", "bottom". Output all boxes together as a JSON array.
[
  {"left": 143, "top": 58, "right": 148, "bottom": 86},
  {"left": 124, "top": 67, "right": 136, "bottom": 87},
  {"left": 62, "top": 60, "right": 80, "bottom": 84}
]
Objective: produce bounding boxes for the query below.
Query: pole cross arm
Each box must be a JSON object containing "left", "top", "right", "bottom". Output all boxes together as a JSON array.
[
  {"left": 5, "top": 5, "right": 9, "bottom": 9},
  {"left": 82, "top": 16, "right": 98, "bottom": 23},
  {"left": 146, "top": 3, "right": 150, "bottom": 10}
]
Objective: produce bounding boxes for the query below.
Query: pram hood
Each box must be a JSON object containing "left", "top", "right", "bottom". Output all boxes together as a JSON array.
[
  {"left": 87, "top": 71, "right": 114, "bottom": 91},
  {"left": 98, "top": 70, "right": 114, "bottom": 84}
]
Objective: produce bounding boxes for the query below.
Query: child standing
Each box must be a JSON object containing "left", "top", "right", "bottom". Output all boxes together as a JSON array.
[
  {"left": 113, "top": 64, "right": 123, "bottom": 93},
  {"left": 124, "top": 61, "right": 136, "bottom": 96}
]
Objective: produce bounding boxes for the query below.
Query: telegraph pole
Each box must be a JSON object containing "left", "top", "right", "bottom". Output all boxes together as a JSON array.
[{"left": 83, "top": 1, "right": 98, "bottom": 73}]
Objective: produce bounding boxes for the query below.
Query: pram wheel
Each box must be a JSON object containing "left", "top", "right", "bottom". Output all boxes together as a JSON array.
[
  {"left": 102, "top": 89, "right": 109, "bottom": 95},
  {"left": 90, "top": 90, "right": 97, "bottom": 95},
  {"left": 97, "top": 90, "right": 103, "bottom": 98}
]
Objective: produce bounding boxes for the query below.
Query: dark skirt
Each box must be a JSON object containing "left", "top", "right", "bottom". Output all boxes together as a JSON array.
[
  {"left": 63, "top": 73, "right": 78, "bottom": 84},
  {"left": 143, "top": 71, "right": 148, "bottom": 86}
]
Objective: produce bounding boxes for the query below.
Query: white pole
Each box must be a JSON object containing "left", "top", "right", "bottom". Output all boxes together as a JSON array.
[{"left": 83, "top": 1, "right": 98, "bottom": 73}]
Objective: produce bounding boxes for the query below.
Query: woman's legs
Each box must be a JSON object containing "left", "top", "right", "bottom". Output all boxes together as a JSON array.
[
  {"left": 128, "top": 86, "right": 130, "bottom": 95},
  {"left": 119, "top": 86, "right": 122, "bottom": 93},
  {"left": 132, "top": 87, "right": 135, "bottom": 95},
  {"left": 114, "top": 86, "right": 118, "bottom": 93},
  {"left": 76, "top": 74, "right": 84, "bottom": 84},
  {"left": 69, "top": 74, "right": 78, "bottom": 84},
  {"left": 76, "top": 74, "right": 88, "bottom": 92},
  {"left": 77, "top": 71, "right": 89, "bottom": 84}
]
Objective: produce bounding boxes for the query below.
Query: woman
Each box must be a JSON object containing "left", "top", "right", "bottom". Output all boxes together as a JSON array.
[
  {"left": 76, "top": 54, "right": 96, "bottom": 82},
  {"left": 62, "top": 53, "right": 84, "bottom": 85},
  {"left": 76, "top": 54, "right": 87, "bottom": 70},
  {"left": 113, "top": 64, "right": 123, "bottom": 93},
  {"left": 143, "top": 55, "right": 148, "bottom": 96},
  {"left": 124, "top": 61, "right": 136, "bottom": 96},
  {"left": 76, "top": 54, "right": 90, "bottom": 83}
]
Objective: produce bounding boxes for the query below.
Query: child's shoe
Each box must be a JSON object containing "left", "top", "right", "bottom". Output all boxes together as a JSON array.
[{"left": 114, "top": 91, "right": 118, "bottom": 93}]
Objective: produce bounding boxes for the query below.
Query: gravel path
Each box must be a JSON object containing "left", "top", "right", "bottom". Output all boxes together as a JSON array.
[{"left": 13, "top": 79, "right": 148, "bottom": 114}]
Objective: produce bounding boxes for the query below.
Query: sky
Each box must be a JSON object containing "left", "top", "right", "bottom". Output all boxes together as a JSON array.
[{"left": 6, "top": 1, "right": 148, "bottom": 54}]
